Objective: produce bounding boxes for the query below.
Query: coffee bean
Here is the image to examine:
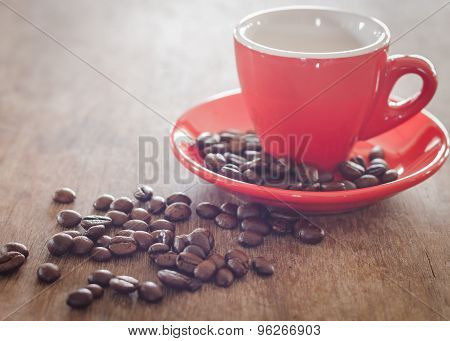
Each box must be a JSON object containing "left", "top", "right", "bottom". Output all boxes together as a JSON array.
[
  {"left": 350, "top": 155, "right": 366, "bottom": 169},
  {"left": 85, "top": 284, "right": 104, "bottom": 299},
  {"left": 80, "top": 215, "right": 112, "bottom": 229},
  {"left": 269, "top": 207, "right": 300, "bottom": 222},
  {"left": 123, "top": 219, "right": 148, "bottom": 232},
  {"left": 93, "top": 194, "right": 114, "bottom": 211},
  {"left": 96, "top": 235, "right": 112, "bottom": 248},
  {"left": 155, "top": 251, "right": 177, "bottom": 268},
  {"left": 227, "top": 258, "right": 249, "bottom": 278},
  {"left": 116, "top": 230, "right": 135, "bottom": 237},
  {"left": 318, "top": 171, "right": 334, "bottom": 183},
  {"left": 208, "top": 253, "right": 226, "bottom": 269},
  {"left": 225, "top": 153, "right": 247, "bottom": 166},
  {"left": 303, "top": 183, "right": 320, "bottom": 191},
  {"left": 134, "top": 184, "right": 153, "bottom": 202},
  {"left": 382, "top": 169, "right": 398, "bottom": 183},
  {"left": 149, "top": 219, "right": 175, "bottom": 232},
  {"left": 47, "top": 233, "right": 73, "bottom": 256},
  {"left": 242, "top": 169, "right": 263, "bottom": 184},
  {"left": 225, "top": 249, "right": 249, "bottom": 266},
  {"left": 57, "top": 210, "right": 82, "bottom": 228},
  {"left": 109, "top": 236, "right": 137, "bottom": 256},
  {"left": 244, "top": 150, "right": 261, "bottom": 160},
  {"left": 293, "top": 221, "right": 325, "bottom": 245},
  {"left": 90, "top": 247, "right": 112, "bottom": 262},
  {"left": 53, "top": 187, "right": 76, "bottom": 204},
  {"left": 66, "top": 288, "right": 93, "bottom": 309},
  {"left": 176, "top": 251, "right": 202, "bottom": 274},
  {"left": 196, "top": 202, "right": 221, "bottom": 219},
  {"left": 194, "top": 259, "right": 217, "bottom": 282},
  {"left": 370, "top": 158, "right": 388, "bottom": 168},
  {"left": 173, "top": 235, "right": 189, "bottom": 253},
  {"left": 252, "top": 256, "right": 274, "bottom": 276},
  {"left": 321, "top": 181, "right": 346, "bottom": 191},
  {"left": 1, "top": 242, "right": 29, "bottom": 258},
  {"left": 110, "top": 275, "right": 139, "bottom": 294},
  {"left": 84, "top": 225, "right": 106, "bottom": 241},
  {"left": 37, "top": 263, "right": 60, "bottom": 283},
  {"left": 215, "top": 268, "right": 234, "bottom": 287},
  {"left": 241, "top": 218, "right": 271, "bottom": 236},
  {"left": 369, "top": 145, "right": 384, "bottom": 160},
  {"left": 157, "top": 269, "right": 192, "bottom": 290},
  {"left": 219, "top": 165, "right": 243, "bottom": 181},
  {"left": 366, "top": 163, "right": 386, "bottom": 177},
  {"left": 214, "top": 213, "right": 238, "bottom": 229},
  {"left": 341, "top": 180, "right": 357, "bottom": 190},
  {"left": 88, "top": 269, "right": 114, "bottom": 287},
  {"left": 106, "top": 210, "right": 129, "bottom": 226},
  {"left": 71, "top": 236, "right": 94, "bottom": 255},
  {"left": 196, "top": 132, "right": 220, "bottom": 150},
  {"left": 130, "top": 208, "right": 151, "bottom": 223},
  {"left": 263, "top": 177, "right": 290, "bottom": 189},
  {"left": 0, "top": 251, "right": 26, "bottom": 274},
  {"left": 188, "top": 228, "right": 212, "bottom": 254},
  {"left": 166, "top": 192, "right": 192, "bottom": 206},
  {"left": 150, "top": 229, "right": 174, "bottom": 246},
  {"left": 270, "top": 218, "right": 293, "bottom": 235},
  {"left": 204, "top": 153, "right": 227, "bottom": 171},
  {"left": 146, "top": 196, "right": 166, "bottom": 214},
  {"left": 295, "top": 163, "right": 319, "bottom": 184},
  {"left": 148, "top": 243, "right": 170, "bottom": 259},
  {"left": 354, "top": 174, "right": 380, "bottom": 188},
  {"left": 220, "top": 202, "right": 238, "bottom": 216},
  {"left": 64, "top": 230, "right": 82, "bottom": 238},
  {"left": 183, "top": 245, "right": 206, "bottom": 259},
  {"left": 339, "top": 161, "right": 365, "bottom": 180},
  {"left": 237, "top": 203, "right": 268, "bottom": 220},
  {"left": 133, "top": 231, "right": 155, "bottom": 251},
  {"left": 238, "top": 231, "right": 263, "bottom": 247},
  {"left": 138, "top": 281, "right": 164, "bottom": 302},
  {"left": 164, "top": 203, "right": 192, "bottom": 222},
  {"left": 111, "top": 196, "right": 134, "bottom": 214}
]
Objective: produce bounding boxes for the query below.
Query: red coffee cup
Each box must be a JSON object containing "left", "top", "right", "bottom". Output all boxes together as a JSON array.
[{"left": 234, "top": 6, "right": 437, "bottom": 171}]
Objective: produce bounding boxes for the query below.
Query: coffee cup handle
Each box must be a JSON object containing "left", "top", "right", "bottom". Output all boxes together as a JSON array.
[{"left": 359, "top": 54, "right": 437, "bottom": 140}]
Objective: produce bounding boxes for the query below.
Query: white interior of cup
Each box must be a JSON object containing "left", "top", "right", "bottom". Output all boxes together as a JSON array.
[{"left": 234, "top": 6, "right": 390, "bottom": 58}]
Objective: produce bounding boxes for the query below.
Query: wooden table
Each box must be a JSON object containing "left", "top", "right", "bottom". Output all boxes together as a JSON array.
[{"left": 0, "top": 0, "right": 449, "bottom": 321}]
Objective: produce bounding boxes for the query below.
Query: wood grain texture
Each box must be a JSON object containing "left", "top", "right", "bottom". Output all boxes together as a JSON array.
[{"left": 0, "top": 0, "right": 449, "bottom": 321}]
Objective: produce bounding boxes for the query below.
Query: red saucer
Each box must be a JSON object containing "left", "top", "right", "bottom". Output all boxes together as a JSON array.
[{"left": 170, "top": 89, "right": 449, "bottom": 214}]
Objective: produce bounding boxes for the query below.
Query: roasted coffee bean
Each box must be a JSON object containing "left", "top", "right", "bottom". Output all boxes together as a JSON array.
[
  {"left": 130, "top": 208, "right": 151, "bottom": 223},
  {"left": 173, "top": 235, "right": 189, "bottom": 253},
  {"left": 270, "top": 218, "right": 293, "bottom": 235},
  {"left": 227, "top": 258, "right": 249, "bottom": 278},
  {"left": 369, "top": 145, "right": 384, "bottom": 160},
  {"left": 204, "top": 143, "right": 229, "bottom": 154},
  {"left": 321, "top": 181, "right": 346, "bottom": 191},
  {"left": 110, "top": 275, "right": 139, "bottom": 294},
  {"left": 93, "top": 194, "right": 114, "bottom": 211},
  {"left": 366, "top": 163, "right": 386, "bottom": 177},
  {"left": 188, "top": 228, "right": 212, "bottom": 254},
  {"left": 183, "top": 245, "right": 206, "bottom": 259},
  {"left": 66, "top": 288, "right": 93, "bottom": 309},
  {"left": 242, "top": 169, "right": 263, "bottom": 184},
  {"left": 84, "top": 225, "right": 106, "bottom": 241},
  {"left": 85, "top": 284, "right": 104, "bottom": 299},
  {"left": 295, "top": 163, "right": 319, "bottom": 184},
  {"left": 80, "top": 215, "right": 112, "bottom": 229},
  {"left": 293, "top": 221, "right": 325, "bottom": 245},
  {"left": 220, "top": 202, "right": 238, "bottom": 216},
  {"left": 208, "top": 253, "right": 226, "bottom": 269},
  {"left": 64, "top": 230, "right": 82, "bottom": 238},
  {"left": 226, "top": 153, "right": 247, "bottom": 166},
  {"left": 53, "top": 187, "right": 76, "bottom": 204},
  {"left": 196, "top": 132, "right": 220, "bottom": 150},
  {"left": 116, "top": 229, "right": 135, "bottom": 237},
  {"left": 341, "top": 180, "right": 357, "bottom": 190},
  {"left": 269, "top": 207, "right": 300, "bottom": 222},
  {"left": 263, "top": 177, "right": 290, "bottom": 189},
  {"left": 166, "top": 192, "right": 192, "bottom": 206},
  {"left": 318, "top": 171, "right": 334, "bottom": 183},
  {"left": 370, "top": 158, "right": 388, "bottom": 168},
  {"left": 148, "top": 243, "right": 170, "bottom": 259},
  {"left": 109, "top": 236, "right": 137, "bottom": 256},
  {"left": 193, "top": 227, "right": 214, "bottom": 249},
  {"left": 90, "top": 247, "right": 112, "bottom": 262},
  {"left": 176, "top": 251, "right": 202, "bottom": 274},
  {"left": 155, "top": 251, "right": 177, "bottom": 268},
  {"left": 252, "top": 256, "right": 274, "bottom": 276},
  {"left": 238, "top": 231, "right": 263, "bottom": 247},
  {"left": 244, "top": 150, "right": 262, "bottom": 160},
  {"left": 237, "top": 203, "right": 268, "bottom": 220},
  {"left": 146, "top": 196, "right": 166, "bottom": 214},
  {"left": 149, "top": 219, "right": 175, "bottom": 232},
  {"left": 219, "top": 165, "right": 243, "bottom": 180},
  {"left": 196, "top": 202, "right": 221, "bottom": 219},
  {"left": 204, "top": 153, "right": 227, "bottom": 171},
  {"left": 354, "top": 174, "right": 380, "bottom": 188},
  {"left": 106, "top": 210, "right": 129, "bottom": 226},
  {"left": 133, "top": 231, "right": 155, "bottom": 251},
  {"left": 138, "top": 281, "right": 164, "bottom": 302},
  {"left": 111, "top": 197, "right": 134, "bottom": 214},
  {"left": 57, "top": 210, "right": 82, "bottom": 228},
  {"left": 37, "top": 263, "right": 60, "bottom": 283},
  {"left": 0, "top": 251, "right": 26, "bottom": 274},
  {"left": 225, "top": 249, "right": 250, "bottom": 266},
  {"left": 339, "top": 161, "right": 365, "bottom": 180},
  {"left": 194, "top": 259, "right": 217, "bottom": 282},
  {"left": 88, "top": 269, "right": 114, "bottom": 287},
  {"left": 214, "top": 213, "right": 238, "bottom": 229},
  {"left": 382, "top": 169, "right": 398, "bottom": 183},
  {"left": 150, "top": 230, "right": 174, "bottom": 246},
  {"left": 303, "top": 183, "right": 320, "bottom": 191},
  {"left": 1, "top": 242, "right": 29, "bottom": 258},
  {"left": 71, "top": 236, "right": 94, "bottom": 255},
  {"left": 215, "top": 268, "right": 234, "bottom": 287},
  {"left": 241, "top": 218, "right": 271, "bottom": 236},
  {"left": 157, "top": 269, "right": 192, "bottom": 290},
  {"left": 123, "top": 219, "right": 148, "bottom": 231},
  {"left": 164, "top": 202, "right": 192, "bottom": 222},
  {"left": 220, "top": 131, "right": 239, "bottom": 142},
  {"left": 47, "top": 233, "right": 73, "bottom": 256},
  {"left": 134, "top": 184, "right": 153, "bottom": 202},
  {"left": 350, "top": 155, "right": 366, "bottom": 169},
  {"left": 96, "top": 235, "right": 112, "bottom": 248}
]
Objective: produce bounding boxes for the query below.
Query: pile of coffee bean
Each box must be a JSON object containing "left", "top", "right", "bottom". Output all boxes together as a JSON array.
[{"left": 196, "top": 131, "right": 398, "bottom": 191}]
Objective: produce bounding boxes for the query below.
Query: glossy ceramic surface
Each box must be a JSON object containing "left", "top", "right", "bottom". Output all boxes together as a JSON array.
[{"left": 170, "top": 90, "right": 449, "bottom": 214}]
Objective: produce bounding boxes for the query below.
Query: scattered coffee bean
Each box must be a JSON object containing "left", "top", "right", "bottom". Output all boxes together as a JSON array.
[
  {"left": 225, "top": 249, "right": 250, "bottom": 265},
  {"left": 150, "top": 230, "right": 175, "bottom": 246},
  {"left": 220, "top": 202, "right": 238, "bottom": 216},
  {"left": 214, "top": 213, "right": 238, "bottom": 229},
  {"left": 111, "top": 197, "right": 134, "bottom": 214},
  {"left": 130, "top": 208, "right": 151, "bottom": 223},
  {"left": 37, "top": 263, "right": 60, "bottom": 283},
  {"left": 382, "top": 169, "right": 399, "bottom": 183},
  {"left": 149, "top": 219, "right": 175, "bottom": 232},
  {"left": 85, "top": 284, "right": 104, "bottom": 299},
  {"left": 354, "top": 174, "right": 380, "bottom": 188},
  {"left": 123, "top": 219, "right": 148, "bottom": 232},
  {"left": 71, "top": 236, "right": 94, "bottom": 255},
  {"left": 238, "top": 231, "right": 263, "bottom": 247},
  {"left": 188, "top": 228, "right": 212, "bottom": 254},
  {"left": 270, "top": 218, "right": 293, "bottom": 235},
  {"left": 241, "top": 218, "right": 271, "bottom": 236},
  {"left": 134, "top": 184, "right": 153, "bottom": 202},
  {"left": 106, "top": 210, "right": 129, "bottom": 226},
  {"left": 0, "top": 251, "right": 26, "bottom": 274},
  {"left": 84, "top": 225, "right": 106, "bottom": 241},
  {"left": 57, "top": 210, "right": 82, "bottom": 228},
  {"left": 183, "top": 245, "right": 206, "bottom": 259},
  {"left": 148, "top": 243, "right": 170, "bottom": 259},
  {"left": 215, "top": 268, "right": 234, "bottom": 287},
  {"left": 252, "top": 256, "right": 274, "bottom": 276},
  {"left": 93, "top": 194, "right": 114, "bottom": 211},
  {"left": 173, "top": 235, "right": 189, "bottom": 253},
  {"left": 1, "top": 242, "right": 29, "bottom": 258},
  {"left": 138, "top": 281, "right": 164, "bottom": 302},
  {"left": 80, "top": 215, "right": 112, "bottom": 229},
  {"left": 166, "top": 192, "right": 192, "bottom": 206},
  {"left": 88, "top": 269, "right": 114, "bottom": 287},
  {"left": 90, "top": 247, "right": 112, "bottom": 262},
  {"left": 293, "top": 221, "right": 325, "bottom": 245},
  {"left": 227, "top": 258, "right": 249, "bottom": 278},
  {"left": 133, "top": 231, "right": 155, "bottom": 251},
  {"left": 208, "top": 253, "right": 226, "bottom": 269},
  {"left": 96, "top": 235, "right": 112, "bottom": 248},
  {"left": 146, "top": 196, "right": 166, "bottom": 214},
  {"left": 369, "top": 145, "right": 385, "bottom": 160},
  {"left": 109, "top": 236, "right": 137, "bottom": 256},
  {"left": 155, "top": 251, "right": 177, "bottom": 268},
  {"left": 339, "top": 161, "right": 365, "bottom": 180},
  {"left": 53, "top": 187, "right": 76, "bottom": 204},
  {"left": 237, "top": 203, "right": 267, "bottom": 220},
  {"left": 196, "top": 202, "right": 221, "bottom": 219},
  {"left": 66, "top": 288, "right": 93, "bottom": 309},
  {"left": 47, "top": 233, "right": 73, "bottom": 256},
  {"left": 176, "top": 251, "right": 203, "bottom": 274},
  {"left": 109, "top": 275, "right": 139, "bottom": 294},
  {"left": 164, "top": 202, "right": 192, "bottom": 222},
  {"left": 321, "top": 181, "right": 346, "bottom": 191},
  {"left": 194, "top": 259, "right": 217, "bottom": 282},
  {"left": 157, "top": 269, "right": 192, "bottom": 290}
]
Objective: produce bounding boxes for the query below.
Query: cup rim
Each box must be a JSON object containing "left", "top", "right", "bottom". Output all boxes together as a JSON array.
[{"left": 234, "top": 6, "right": 391, "bottom": 59}]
